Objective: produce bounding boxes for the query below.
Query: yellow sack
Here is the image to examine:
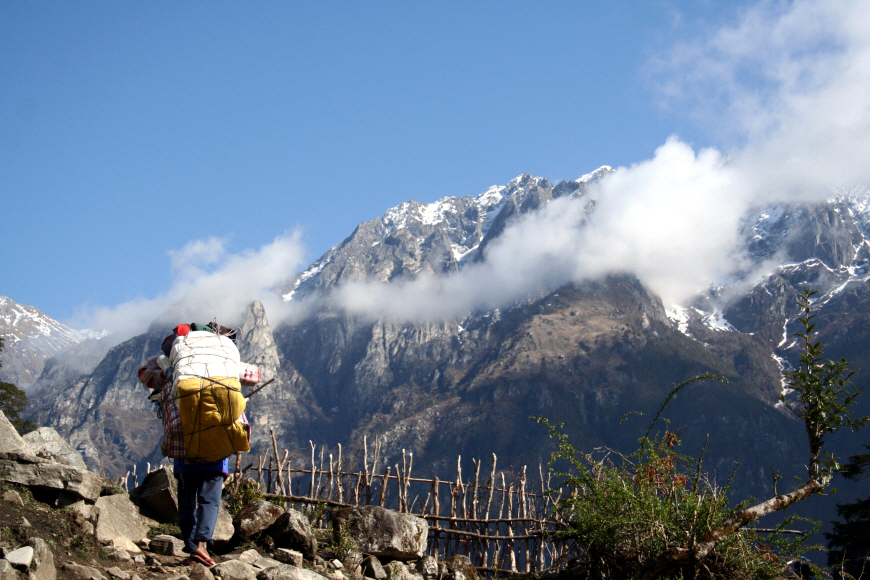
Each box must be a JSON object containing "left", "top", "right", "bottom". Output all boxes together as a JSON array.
[{"left": 176, "top": 376, "right": 249, "bottom": 462}]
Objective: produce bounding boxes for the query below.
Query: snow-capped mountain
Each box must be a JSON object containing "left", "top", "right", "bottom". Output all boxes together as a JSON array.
[
  {"left": 282, "top": 169, "right": 612, "bottom": 302},
  {"left": 0, "top": 296, "right": 102, "bottom": 388},
  {"left": 20, "top": 168, "right": 870, "bottom": 533}
]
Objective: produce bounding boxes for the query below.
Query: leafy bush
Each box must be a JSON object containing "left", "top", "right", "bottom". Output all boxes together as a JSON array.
[
  {"left": 535, "top": 412, "right": 814, "bottom": 579},
  {"left": 223, "top": 476, "right": 264, "bottom": 518}
]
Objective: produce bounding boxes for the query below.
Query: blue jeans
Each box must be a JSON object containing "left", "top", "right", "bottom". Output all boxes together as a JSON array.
[{"left": 177, "top": 471, "right": 224, "bottom": 553}]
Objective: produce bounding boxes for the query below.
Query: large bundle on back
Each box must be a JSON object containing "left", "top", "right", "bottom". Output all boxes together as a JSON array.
[{"left": 139, "top": 323, "right": 257, "bottom": 462}]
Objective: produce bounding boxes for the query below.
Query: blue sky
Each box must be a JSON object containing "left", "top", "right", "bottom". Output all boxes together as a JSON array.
[
  {"left": 0, "top": 2, "right": 753, "bottom": 324},
  {"left": 6, "top": 1, "right": 865, "bottom": 335}
]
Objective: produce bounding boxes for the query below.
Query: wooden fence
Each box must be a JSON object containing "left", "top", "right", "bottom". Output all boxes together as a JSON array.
[{"left": 122, "top": 431, "right": 571, "bottom": 575}]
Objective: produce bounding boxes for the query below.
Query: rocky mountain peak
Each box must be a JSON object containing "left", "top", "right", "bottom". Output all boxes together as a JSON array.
[
  {"left": 237, "top": 300, "right": 281, "bottom": 376},
  {"left": 0, "top": 296, "right": 95, "bottom": 388}
]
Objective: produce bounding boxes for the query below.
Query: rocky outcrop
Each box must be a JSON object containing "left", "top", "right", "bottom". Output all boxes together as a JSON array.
[
  {"left": 266, "top": 510, "right": 317, "bottom": 559},
  {"left": 0, "top": 451, "right": 104, "bottom": 503},
  {"left": 0, "top": 410, "right": 29, "bottom": 455},
  {"left": 130, "top": 467, "right": 178, "bottom": 522},
  {"left": 231, "top": 500, "right": 285, "bottom": 544},
  {"left": 332, "top": 506, "right": 427, "bottom": 562},
  {"left": 22, "top": 427, "right": 89, "bottom": 469}
]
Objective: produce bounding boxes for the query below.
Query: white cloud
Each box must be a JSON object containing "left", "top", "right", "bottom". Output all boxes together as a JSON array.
[{"left": 72, "top": 232, "right": 308, "bottom": 342}]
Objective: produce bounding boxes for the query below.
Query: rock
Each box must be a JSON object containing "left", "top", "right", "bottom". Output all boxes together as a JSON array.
[
  {"left": 267, "top": 509, "right": 317, "bottom": 558},
  {"left": 61, "top": 562, "right": 107, "bottom": 580},
  {"left": 0, "top": 410, "right": 30, "bottom": 455},
  {"left": 214, "top": 503, "right": 234, "bottom": 542},
  {"left": 446, "top": 556, "right": 477, "bottom": 580},
  {"left": 20, "top": 517, "right": 31, "bottom": 528},
  {"left": 0, "top": 560, "right": 17, "bottom": 580},
  {"left": 2, "top": 489, "right": 24, "bottom": 506},
  {"left": 109, "top": 538, "right": 140, "bottom": 554},
  {"left": 68, "top": 500, "right": 96, "bottom": 521},
  {"left": 332, "top": 506, "right": 427, "bottom": 561},
  {"left": 273, "top": 549, "right": 303, "bottom": 567},
  {"left": 149, "top": 534, "right": 187, "bottom": 557},
  {"left": 166, "top": 576, "right": 190, "bottom": 580},
  {"left": 383, "top": 562, "right": 411, "bottom": 580},
  {"left": 24, "top": 537, "right": 55, "bottom": 580},
  {"left": 22, "top": 427, "right": 88, "bottom": 469},
  {"left": 128, "top": 467, "right": 178, "bottom": 522},
  {"left": 0, "top": 452, "right": 103, "bottom": 502},
  {"left": 105, "top": 567, "right": 130, "bottom": 580},
  {"left": 253, "top": 559, "right": 281, "bottom": 571},
  {"left": 5, "top": 546, "right": 34, "bottom": 571},
  {"left": 94, "top": 494, "right": 153, "bottom": 545},
  {"left": 329, "top": 561, "right": 343, "bottom": 571},
  {"left": 211, "top": 560, "right": 258, "bottom": 580},
  {"left": 238, "top": 550, "right": 261, "bottom": 565},
  {"left": 414, "top": 556, "right": 437, "bottom": 579},
  {"left": 361, "top": 556, "right": 386, "bottom": 580},
  {"left": 255, "top": 564, "right": 330, "bottom": 580},
  {"left": 188, "top": 563, "right": 215, "bottom": 580},
  {"left": 102, "top": 546, "right": 133, "bottom": 562},
  {"left": 231, "top": 500, "right": 284, "bottom": 544}
]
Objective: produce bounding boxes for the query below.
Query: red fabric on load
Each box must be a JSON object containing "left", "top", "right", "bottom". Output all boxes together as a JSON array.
[
  {"left": 174, "top": 324, "right": 191, "bottom": 337},
  {"left": 239, "top": 363, "right": 260, "bottom": 386}
]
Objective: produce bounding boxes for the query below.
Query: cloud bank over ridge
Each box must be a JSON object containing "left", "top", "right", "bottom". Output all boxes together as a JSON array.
[{"left": 325, "top": 0, "right": 870, "bottom": 320}]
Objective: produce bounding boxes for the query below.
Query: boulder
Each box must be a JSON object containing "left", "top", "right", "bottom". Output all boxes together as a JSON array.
[
  {"left": 188, "top": 563, "right": 215, "bottom": 580},
  {"left": 446, "top": 556, "right": 477, "bottom": 580},
  {"left": 214, "top": 503, "right": 234, "bottom": 542},
  {"left": 267, "top": 509, "right": 317, "bottom": 558},
  {"left": 129, "top": 467, "right": 177, "bottom": 522},
  {"left": 231, "top": 500, "right": 284, "bottom": 544},
  {"left": 24, "top": 537, "right": 56, "bottom": 580},
  {"left": 211, "top": 560, "right": 258, "bottom": 580},
  {"left": 0, "top": 410, "right": 29, "bottom": 455},
  {"left": 253, "top": 558, "right": 282, "bottom": 571},
  {"left": 239, "top": 550, "right": 262, "bottom": 565},
  {"left": 331, "top": 506, "right": 427, "bottom": 561},
  {"left": 102, "top": 546, "right": 133, "bottom": 562},
  {"left": 0, "top": 452, "right": 102, "bottom": 502},
  {"left": 383, "top": 562, "right": 412, "bottom": 580},
  {"left": 361, "top": 556, "right": 386, "bottom": 580},
  {"left": 61, "top": 563, "right": 107, "bottom": 580},
  {"left": 255, "top": 564, "right": 329, "bottom": 580},
  {"left": 2, "top": 489, "right": 24, "bottom": 506},
  {"left": 274, "top": 549, "right": 303, "bottom": 567},
  {"left": 0, "top": 560, "right": 17, "bottom": 580},
  {"left": 149, "top": 535, "right": 187, "bottom": 557},
  {"left": 22, "top": 427, "right": 88, "bottom": 469},
  {"left": 5, "top": 546, "right": 34, "bottom": 571},
  {"left": 94, "top": 494, "right": 153, "bottom": 545},
  {"left": 414, "top": 556, "right": 438, "bottom": 579},
  {"left": 105, "top": 567, "right": 130, "bottom": 580}
]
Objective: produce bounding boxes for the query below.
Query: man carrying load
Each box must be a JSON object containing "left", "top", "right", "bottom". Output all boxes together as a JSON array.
[{"left": 139, "top": 321, "right": 259, "bottom": 567}]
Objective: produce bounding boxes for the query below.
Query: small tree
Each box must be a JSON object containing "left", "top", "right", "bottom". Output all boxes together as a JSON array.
[{"left": 0, "top": 336, "right": 37, "bottom": 434}]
